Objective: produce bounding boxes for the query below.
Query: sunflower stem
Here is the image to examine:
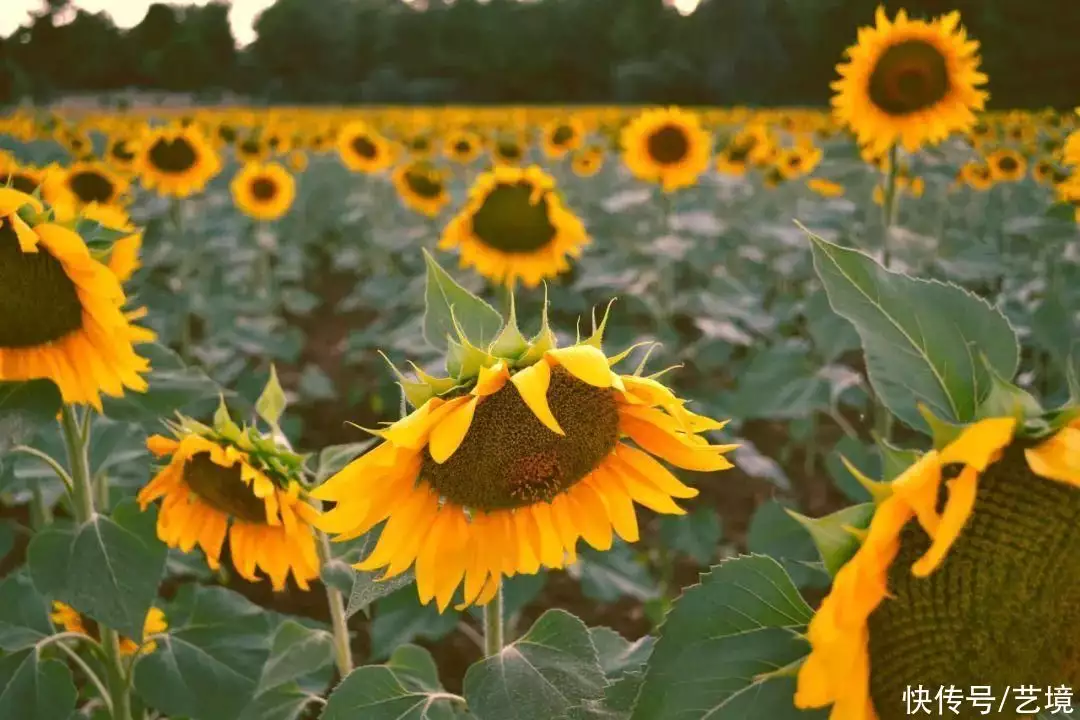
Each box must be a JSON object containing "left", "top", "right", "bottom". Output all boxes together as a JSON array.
[
  {"left": 315, "top": 529, "right": 354, "bottom": 678},
  {"left": 874, "top": 145, "right": 901, "bottom": 444},
  {"left": 29, "top": 483, "right": 53, "bottom": 530},
  {"left": 482, "top": 581, "right": 504, "bottom": 657},
  {"left": 59, "top": 406, "right": 133, "bottom": 720}
]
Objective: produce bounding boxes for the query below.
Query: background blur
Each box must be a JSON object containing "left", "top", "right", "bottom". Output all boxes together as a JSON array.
[{"left": 1, "top": 0, "right": 1078, "bottom": 108}]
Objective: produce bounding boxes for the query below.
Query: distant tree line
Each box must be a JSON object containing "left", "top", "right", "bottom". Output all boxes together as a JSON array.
[{"left": 1, "top": 0, "right": 1077, "bottom": 109}]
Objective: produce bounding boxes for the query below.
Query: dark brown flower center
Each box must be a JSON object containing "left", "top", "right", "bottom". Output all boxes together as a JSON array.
[
  {"left": 469, "top": 181, "right": 558, "bottom": 254},
  {"left": 421, "top": 366, "right": 620, "bottom": 511},
  {"left": 726, "top": 142, "right": 752, "bottom": 164},
  {"left": 551, "top": 125, "right": 575, "bottom": 147},
  {"left": 868, "top": 447, "right": 1080, "bottom": 720},
  {"left": 239, "top": 139, "right": 261, "bottom": 157},
  {"left": 646, "top": 124, "right": 691, "bottom": 165},
  {"left": 497, "top": 141, "right": 522, "bottom": 160},
  {"left": 218, "top": 125, "right": 237, "bottom": 143},
  {"left": 868, "top": 40, "right": 951, "bottom": 116},
  {"left": 0, "top": 219, "right": 84, "bottom": 347},
  {"left": 404, "top": 170, "right": 444, "bottom": 199},
  {"left": 997, "top": 155, "right": 1019, "bottom": 173},
  {"left": 454, "top": 140, "right": 473, "bottom": 155},
  {"left": 182, "top": 452, "right": 268, "bottom": 523},
  {"left": 147, "top": 137, "right": 198, "bottom": 174},
  {"left": 68, "top": 171, "right": 115, "bottom": 204},
  {"left": 351, "top": 136, "right": 378, "bottom": 160},
  {"left": 111, "top": 141, "right": 135, "bottom": 162},
  {"left": 250, "top": 177, "right": 278, "bottom": 202},
  {"left": 1, "top": 173, "right": 40, "bottom": 194}
]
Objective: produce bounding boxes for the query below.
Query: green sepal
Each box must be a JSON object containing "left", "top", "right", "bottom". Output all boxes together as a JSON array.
[
  {"left": 917, "top": 402, "right": 964, "bottom": 450},
  {"left": 379, "top": 352, "right": 435, "bottom": 409},
  {"left": 873, "top": 434, "right": 922, "bottom": 481},
  {"left": 409, "top": 362, "right": 458, "bottom": 396},
  {"left": 582, "top": 298, "right": 616, "bottom": 350},
  {"left": 212, "top": 395, "right": 243, "bottom": 443},
  {"left": 445, "top": 335, "right": 496, "bottom": 381},
  {"left": 607, "top": 341, "right": 655, "bottom": 369},
  {"left": 786, "top": 503, "right": 875, "bottom": 577},
  {"left": 633, "top": 343, "right": 662, "bottom": 376},
  {"left": 838, "top": 455, "right": 892, "bottom": 503},
  {"left": 488, "top": 291, "right": 529, "bottom": 361},
  {"left": 75, "top": 220, "right": 129, "bottom": 252},
  {"left": 974, "top": 353, "right": 1043, "bottom": 429},
  {"left": 517, "top": 285, "right": 558, "bottom": 366},
  {"left": 254, "top": 365, "right": 287, "bottom": 430}
]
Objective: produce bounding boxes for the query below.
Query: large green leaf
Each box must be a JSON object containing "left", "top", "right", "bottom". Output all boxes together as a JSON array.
[
  {"left": 588, "top": 627, "right": 655, "bottom": 680},
  {"left": 134, "top": 585, "right": 275, "bottom": 720},
  {"left": 322, "top": 665, "right": 466, "bottom": 720},
  {"left": 0, "top": 380, "right": 62, "bottom": 454},
  {"left": 27, "top": 499, "right": 167, "bottom": 640},
  {"left": 573, "top": 541, "right": 661, "bottom": 603},
  {"left": 422, "top": 249, "right": 503, "bottom": 351},
  {"left": 746, "top": 500, "right": 827, "bottom": 589},
  {"left": 370, "top": 587, "right": 459, "bottom": 661},
  {"left": 658, "top": 507, "right": 723, "bottom": 566},
  {"left": 0, "top": 571, "right": 53, "bottom": 652},
  {"left": 631, "top": 555, "right": 824, "bottom": 720},
  {"left": 806, "top": 231, "right": 1019, "bottom": 431},
  {"left": 463, "top": 609, "right": 606, "bottom": 720},
  {"left": 0, "top": 648, "right": 77, "bottom": 720},
  {"left": 257, "top": 620, "right": 335, "bottom": 694},
  {"left": 101, "top": 343, "right": 221, "bottom": 422}
]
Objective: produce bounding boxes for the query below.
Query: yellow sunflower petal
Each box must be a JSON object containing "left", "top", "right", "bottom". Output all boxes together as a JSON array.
[
  {"left": 546, "top": 345, "right": 614, "bottom": 387},
  {"left": 429, "top": 396, "right": 479, "bottom": 464},
  {"left": 911, "top": 465, "right": 979, "bottom": 577},
  {"left": 510, "top": 360, "right": 564, "bottom": 435}
]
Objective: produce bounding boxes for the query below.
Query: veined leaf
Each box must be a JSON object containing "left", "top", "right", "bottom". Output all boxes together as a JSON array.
[
  {"left": 0, "top": 649, "right": 77, "bottom": 720},
  {"left": 322, "top": 665, "right": 466, "bottom": 720},
  {"left": 805, "top": 230, "right": 1019, "bottom": 432},
  {"left": 422, "top": 249, "right": 503, "bottom": 352},
  {"left": 0, "top": 380, "right": 62, "bottom": 454}
]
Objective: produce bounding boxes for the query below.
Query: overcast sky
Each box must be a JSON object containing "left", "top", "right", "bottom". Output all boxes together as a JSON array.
[{"left": 0, "top": 0, "right": 703, "bottom": 47}]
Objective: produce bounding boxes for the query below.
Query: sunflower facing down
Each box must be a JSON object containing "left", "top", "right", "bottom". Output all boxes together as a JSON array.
[
  {"left": 0, "top": 188, "right": 151, "bottom": 409},
  {"left": 795, "top": 411, "right": 1080, "bottom": 720},
  {"left": 43, "top": 160, "right": 129, "bottom": 209},
  {"left": 136, "top": 124, "right": 222, "bottom": 198},
  {"left": 832, "top": 7, "right": 988, "bottom": 156},
  {"left": 392, "top": 161, "right": 451, "bottom": 218},
  {"left": 337, "top": 121, "right": 396, "bottom": 174},
  {"left": 137, "top": 403, "right": 321, "bottom": 592},
  {"left": 440, "top": 165, "right": 589, "bottom": 288},
  {"left": 51, "top": 602, "right": 167, "bottom": 656},
  {"left": 621, "top": 107, "right": 713, "bottom": 192},
  {"left": 230, "top": 162, "right": 297, "bottom": 222},
  {"left": 313, "top": 298, "right": 736, "bottom": 611}
]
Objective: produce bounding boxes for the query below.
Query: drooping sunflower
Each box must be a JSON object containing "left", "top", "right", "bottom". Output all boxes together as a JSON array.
[
  {"left": 440, "top": 165, "right": 589, "bottom": 288},
  {"left": 795, "top": 410, "right": 1080, "bottom": 720},
  {"left": 137, "top": 402, "right": 321, "bottom": 592},
  {"left": 986, "top": 147, "right": 1027, "bottom": 183},
  {"left": 337, "top": 120, "right": 395, "bottom": 174},
  {"left": 51, "top": 602, "right": 167, "bottom": 656},
  {"left": 135, "top": 124, "right": 222, "bottom": 198},
  {"left": 443, "top": 129, "right": 484, "bottom": 164},
  {"left": 832, "top": 8, "right": 989, "bottom": 156},
  {"left": 314, "top": 297, "right": 736, "bottom": 611},
  {"left": 541, "top": 116, "right": 586, "bottom": 160},
  {"left": 0, "top": 188, "right": 151, "bottom": 409},
  {"left": 43, "top": 160, "right": 129, "bottom": 209},
  {"left": 230, "top": 162, "right": 297, "bottom": 222},
  {"left": 106, "top": 135, "right": 140, "bottom": 174},
  {"left": 392, "top": 161, "right": 451, "bottom": 218},
  {"left": 620, "top": 107, "right": 713, "bottom": 192}
]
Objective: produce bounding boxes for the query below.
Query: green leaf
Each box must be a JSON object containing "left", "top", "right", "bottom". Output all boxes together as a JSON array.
[
  {"left": 825, "top": 436, "right": 878, "bottom": 502},
  {"left": 0, "top": 380, "right": 62, "bottom": 454},
  {"left": 631, "top": 555, "right": 824, "bottom": 720},
  {"left": 658, "top": 507, "right": 722, "bottom": 566},
  {"left": 322, "top": 665, "right": 464, "bottom": 720},
  {"left": 314, "top": 441, "right": 376, "bottom": 484},
  {"left": 588, "top": 627, "right": 655, "bottom": 680},
  {"left": 463, "top": 609, "right": 606, "bottom": 720},
  {"left": 0, "top": 571, "right": 53, "bottom": 652},
  {"left": 255, "top": 365, "right": 288, "bottom": 429},
  {"left": 0, "top": 649, "right": 77, "bottom": 720},
  {"left": 422, "top": 248, "right": 503, "bottom": 351},
  {"left": 28, "top": 499, "right": 167, "bottom": 640},
  {"left": 786, "top": 503, "right": 874, "bottom": 577},
  {"left": 238, "top": 685, "right": 322, "bottom": 720},
  {"left": 806, "top": 230, "right": 1019, "bottom": 432},
  {"left": 746, "top": 500, "right": 827, "bottom": 589},
  {"left": 386, "top": 644, "right": 442, "bottom": 692},
  {"left": 370, "top": 587, "right": 459, "bottom": 661},
  {"left": 134, "top": 585, "right": 274, "bottom": 720},
  {"left": 102, "top": 343, "right": 221, "bottom": 423},
  {"left": 257, "top": 620, "right": 334, "bottom": 693},
  {"left": 574, "top": 541, "right": 661, "bottom": 603},
  {"left": 876, "top": 437, "right": 921, "bottom": 481},
  {"left": 973, "top": 354, "right": 1043, "bottom": 422}
]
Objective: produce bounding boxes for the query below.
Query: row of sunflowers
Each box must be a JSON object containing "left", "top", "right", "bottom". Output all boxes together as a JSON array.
[{"left": 0, "top": 6, "right": 1079, "bottom": 720}]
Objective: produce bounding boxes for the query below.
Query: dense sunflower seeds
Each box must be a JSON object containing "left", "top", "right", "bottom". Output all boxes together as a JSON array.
[
  {"left": 421, "top": 366, "right": 620, "bottom": 511},
  {"left": 147, "top": 137, "right": 199, "bottom": 174},
  {"left": 867, "top": 448, "right": 1080, "bottom": 720},
  {"left": 404, "top": 171, "right": 444, "bottom": 199},
  {"left": 470, "top": 181, "right": 558, "bottom": 254},
  {"left": 646, "top": 124, "right": 691, "bottom": 165},
  {"left": 250, "top": 177, "right": 279, "bottom": 201},
  {"left": 68, "top": 170, "right": 116, "bottom": 204},
  {"left": 0, "top": 220, "right": 84, "bottom": 347},
  {"left": 351, "top": 136, "right": 378, "bottom": 159},
  {"left": 182, "top": 452, "right": 269, "bottom": 523},
  {"left": 868, "top": 40, "right": 951, "bottom": 116}
]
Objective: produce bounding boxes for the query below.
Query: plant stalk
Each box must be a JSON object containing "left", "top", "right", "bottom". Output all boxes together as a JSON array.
[
  {"left": 60, "top": 406, "right": 133, "bottom": 720},
  {"left": 482, "top": 581, "right": 504, "bottom": 657},
  {"left": 315, "top": 529, "right": 354, "bottom": 678},
  {"left": 874, "top": 144, "right": 901, "bottom": 443}
]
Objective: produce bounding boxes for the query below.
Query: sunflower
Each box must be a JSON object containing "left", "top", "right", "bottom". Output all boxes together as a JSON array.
[
  {"left": 337, "top": 121, "right": 395, "bottom": 174},
  {"left": 286, "top": 149, "right": 308, "bottom": 173},
  {"left": 53, "top": 202, "right": 143, "bottom": 283},
  {"left": 541, "top": 116, "right": 586, "bottom": 159},
  {"left": 1031, "top": 158, "right": 1061, "bottom": 186},
  {"left": 986, "top": 148, "right": 1027, "bottom": 183},
  {"left": 795, "top": 412, "right": 1080, "bottom": 720},
  {"left": 776, "top": 145, "right": 824, "bottom": 180},
  {"left": 106, "top": 135, "right": 140, "bottom": 174},
  {"left": 313, "top": 300, "right": 736, "bottom": 611},
  {"left": 440, "top": 165, "right": 589, "bottom": 288},
  {"left": 959, "top": 160, "right": 993, "bottom": 191},
  {"left": 1063, "top": 129, "right": 1080, "bottom": 167},
  {"left": 620, "top": 107, "right": 712, "bottom": 192},
  {"left": 570, "top": 146, "right": 604, "bottom": 178},
  {"left": 235, "top": 134, "right": 270, "bottom": 164},
  {"left": 230, "top": 162, "right": 296, "bottom": 222},
  {"left": 44, "top": 161, "right": 129, "bottom": 209},
  {"left": 0, "top": 188, "right": 151, "bottom": 409},
  {"left": 832, "top": 8, "right": 988, "bottom": 156},
  {"left": 136, "top": 124, "right": 221, "bottom": 198},
  {"left": 492, "top": 133, "right": 527, "bottom": 166},
  {"left": 807, "top": 177, "right": 846, "bottom": 198},
  {"left": 714, "top": 142, "right": 754, "bottom": 177},
  {"left": 51, "top": 601, "right": 167, "bottom": 656},
  {"left": 392, "top": 161, "right": 451, "bottom": 218},
  {"left": 443, "top": 129, "right": 484, "bottom": 164},
  {"left": 137, "top": 405, "right": 321, "bottom": 592},
  {"left": 0, "top": 159, "right": 47, "bottom": 195}
]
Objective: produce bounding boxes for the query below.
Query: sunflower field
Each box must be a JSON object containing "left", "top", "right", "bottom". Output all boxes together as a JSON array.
[{"left": 1, "top": 6, "right": 1079, "bottom": 720}]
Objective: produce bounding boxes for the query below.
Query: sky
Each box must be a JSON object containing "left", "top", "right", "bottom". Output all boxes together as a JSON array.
[{"left": 0, "top": 0, "right": 275, "bottom": 46}]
